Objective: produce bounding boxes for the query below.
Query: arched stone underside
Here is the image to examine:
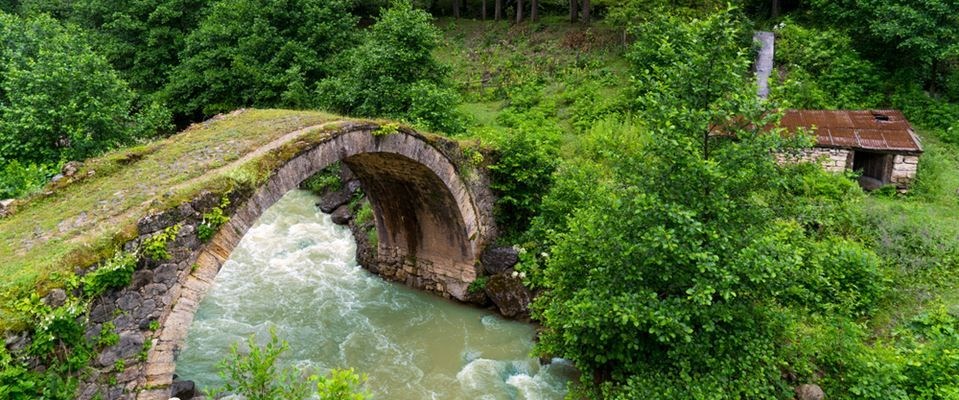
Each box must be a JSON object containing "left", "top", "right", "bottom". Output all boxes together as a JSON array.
[{"left": 135, "top": 123, "right": 495, "bottom": 400}]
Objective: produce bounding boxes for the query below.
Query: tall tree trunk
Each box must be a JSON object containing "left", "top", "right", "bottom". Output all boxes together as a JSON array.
[
  {"left": 483, "top": 0, "right": 488, "bottom": 20},
  {"left": 771, "top": 0, "right": 780, "bottom": 18},
  {"left": 929, "top": 59, "right": 941, "bottom": 95},
  {"left": 569, "top": 0, "right": 579, "bottom": 23},
  {"left": 453, "top": 0, "right": 461, "bottom": 18},
  {"left": 531, "top": 0, "right": 538, "bottom": 21},
  {"left": 581, "top": 0, "right": 590, "bottom": 23},
  {"left": 516, "top": 0, "right": 524, "bottom": 23},
  {"left": 495, "top": 0, "right": 502, "bottom": 20}
]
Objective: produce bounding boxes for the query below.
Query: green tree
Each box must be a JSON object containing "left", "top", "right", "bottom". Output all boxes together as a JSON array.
[
  {"left": 809, "top": 0, "right": 959, "bottom": 93},
  {"left": 56, "top": 0, "right": 211, "bottom": 94},
  {"left": 316, "top": 0, "right": 464, "bottom": 133},
  {"left": 165, "top": 0, "right": 357, "bottom": 118},
  {"left": 533, "top": 8, "right": 883, "bottom": 397},
  {"left": 0, "top": 13, "right": 170, "bottom": 167}
]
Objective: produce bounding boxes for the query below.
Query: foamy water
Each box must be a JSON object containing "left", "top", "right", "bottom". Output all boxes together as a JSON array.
[{"left": 175, "top": 190, "right": 574, "bottom": 399}]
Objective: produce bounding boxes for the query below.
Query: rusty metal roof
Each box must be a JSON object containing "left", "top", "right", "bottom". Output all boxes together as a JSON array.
[{"left": 780, "top": 110, "right": 923, "bottom": 153}]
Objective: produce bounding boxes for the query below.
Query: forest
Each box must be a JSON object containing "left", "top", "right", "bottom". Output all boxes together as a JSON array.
[{"left": 1, "top": 0, "right": 959, "bottom": 398}]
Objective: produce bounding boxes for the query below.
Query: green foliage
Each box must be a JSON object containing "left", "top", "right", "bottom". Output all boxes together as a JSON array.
[
  {"left": 531, "top": 8, "right": 889, "bottom": 397},
  {"left": 891, "top": 84, "right": 959, "bottom": 131},
  {"left": 197, "top": 195, "right": 231, "bottom": 242},
  {"left": 209, "top": 328, "right": 312, "bottom": 399},
  {"left": 0, "top": 160, "right": 55, "bottom": 199},
  {"left": 82, "top": 250, "right": 137, "bottom": 298},
  {"left": 479, "top": 85, "right": 561, "bottom": 239},
  {"left": 808, "top": 0, "right": 959, "bottom": 92},
  {"left": 771, "top": 21, "right": 885, "bottom": 109},
  {"left": 165, "top": 0, "right": 357, "bottom": 116},
  {"left": 302, "top": 162, "right": 344, "bottom": 195},
  {"left": 897, "top": 305, "right": 959, "bottom": 398},
  {"left": 317, "top": 0, "right": 465, "bottom": 133},
  {"left": 313, "top": 368, "right": 371, "bottom": 400},
  {"left": 143, "top": 224, "right": 180, "bottom": 261},
  {"left": 467, "top": 276, "right": 488, "bottom": 294},
  {"left": 355, "top": 201, "right": 374, "bottom": 225},
  {"left": 209, "top": 328, "right": 369, "bottom": 399},
  {"left": 0, "top": 13, "right": 170, "bottom": 167},
  {"left": 23, "top": 0, "right": 211, "bottom": 94},
  {"left": 96, "top": 322, "right": 119, "bottom": 347},
  {"left": 372, "top": 122, "right": 400, "bottom": 137}
]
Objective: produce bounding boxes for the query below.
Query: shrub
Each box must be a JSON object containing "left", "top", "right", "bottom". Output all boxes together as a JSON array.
[
  {"left": 467, "top": 276, "right": 488, "bottom": 294},
  {"left": 82, "top": 251, "right": 137, "bottom": 298},
  {"left": 301, "top": 162, "right": 344, "bottom": 196},
  {"left": 143, "top": 224, "right": 180, "bottom": 261},
  {"left": 208, "top": 329, "right": 370, "bottom": 399},
  {"left": 165, "top": 0, "right": 358, "bottom": 117},
  {"left": 197, "top": 196, "right": 231, "bottom": 242},
  {"left": 771, "top": 21, "right": 884, "bottom": 109},
  {"left": 0, "top": 13, "right": 170, "bottom": 166},
  {"left": 316, "top": 0, "right": 464, "bottom": 133},
  {"left": 0, "top": 160, "right": 55, "bottom": 199}
]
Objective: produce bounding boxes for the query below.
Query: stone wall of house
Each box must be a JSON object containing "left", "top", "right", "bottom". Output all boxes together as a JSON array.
[
  {"left": 891, "top": 154, "right": 920, "bottom": 187},
  {"left": 778, "top": 148, "right": 852, "bottom": 173}
]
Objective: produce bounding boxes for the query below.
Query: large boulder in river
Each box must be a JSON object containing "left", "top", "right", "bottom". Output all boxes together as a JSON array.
[{"left": 484, "top": 274, "right": 531, "bottom": 319}]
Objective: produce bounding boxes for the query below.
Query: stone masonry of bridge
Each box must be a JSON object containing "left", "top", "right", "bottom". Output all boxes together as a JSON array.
[{"left": 65, "top": 119, "right": 499, "bottom": 399}]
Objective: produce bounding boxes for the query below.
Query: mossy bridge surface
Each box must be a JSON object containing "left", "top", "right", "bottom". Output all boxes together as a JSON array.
[{"left": 0, "top": 109, "right": 499, "bottom": 399}]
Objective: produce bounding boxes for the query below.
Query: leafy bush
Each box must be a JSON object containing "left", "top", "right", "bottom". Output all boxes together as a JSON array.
[
  {"left": 165, "top": 0, "right": 358, "bottom": 117},
  {"left": 771, "top": 21, "right": 885, "bottom": 109},
  {"left": 208, "top": 328, "right": 369, "bottom": 399},
  {"left": 467, "top": 276, "right": 488, "bottom": 294},
  {"left": 82, "top": 251, "right": 137, "bottom": 298},
  {"left": 317, "top": 0, "right": 465, "bottom": 133},
  {"left": 143, "top": 224, "right": 180, "bottom": 261},
  {"left": 314, "top": 368, "right": 371, "bottom": 400},
  {"left": 0, "top": 160, "right": 55, "bottom": 199},
  {"left": 197, "top": 196, "right": 231, "bottom": 242},
  {"left": 301, "top": 162, "right": 344, "bottom": 196},
  {"left": 0, "top": 13, "right": 170, "bottom": 166}
]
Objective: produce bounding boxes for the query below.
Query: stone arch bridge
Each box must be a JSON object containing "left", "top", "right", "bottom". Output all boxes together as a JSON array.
[{"left": 46, "top": 114, "right": 505, "bottom": 399}]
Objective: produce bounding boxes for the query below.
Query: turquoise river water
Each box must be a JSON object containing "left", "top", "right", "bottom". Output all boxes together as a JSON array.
[{"left": 176, "top": 190, "right": 574, "bottom": 399}]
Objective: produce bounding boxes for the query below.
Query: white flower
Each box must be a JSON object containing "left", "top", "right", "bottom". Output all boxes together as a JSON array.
[
  {"left": 519, "top": 272, "right": 527, "bottom": 279},
  {"left": 511, "top": 271, "right": 519, "bottom": 278}
]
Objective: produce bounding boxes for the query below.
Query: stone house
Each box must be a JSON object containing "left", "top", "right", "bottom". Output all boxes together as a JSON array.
[{"left": 779, "top": 109, "right": 923, "bottom": 190}]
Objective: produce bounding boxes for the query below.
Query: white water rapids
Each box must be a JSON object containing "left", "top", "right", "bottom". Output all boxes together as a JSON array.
[{"left": 175, "top": 190, "right": 574, "bottom": 399}]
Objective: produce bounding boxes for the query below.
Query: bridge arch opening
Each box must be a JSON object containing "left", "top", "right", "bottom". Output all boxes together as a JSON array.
[{"left": 139, "top": 123, "right": 493, "bottom": 399}]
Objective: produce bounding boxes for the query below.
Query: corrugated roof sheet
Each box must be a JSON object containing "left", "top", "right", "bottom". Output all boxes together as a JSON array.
[{"left": 781, "top": 110, "right": 923, "bottom": 153}]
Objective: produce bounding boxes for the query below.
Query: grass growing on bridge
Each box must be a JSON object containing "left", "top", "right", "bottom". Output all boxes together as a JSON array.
[{"left": 0, "top": 109, "right": 342, "bottom": 332}]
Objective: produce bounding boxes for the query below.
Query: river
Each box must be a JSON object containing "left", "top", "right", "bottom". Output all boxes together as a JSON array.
[{"left": 175, "top": 190, "right": 574, "bottom": 399}]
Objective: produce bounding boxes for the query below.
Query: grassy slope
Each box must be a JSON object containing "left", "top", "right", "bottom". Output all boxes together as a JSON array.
[
  {"left": 0, "top": 109, "right": 342, "bottom": 331},
  {"left": 435, "top": 17, "right": 629, "bottom": 136},
  {"left": 866, "top": 131, "right": 959, "bottom": 332}
]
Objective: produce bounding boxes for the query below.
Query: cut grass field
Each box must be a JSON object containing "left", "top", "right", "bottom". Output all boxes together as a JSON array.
[{"left": 0, "top": 109, "right": 347, "bottom": 332}]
